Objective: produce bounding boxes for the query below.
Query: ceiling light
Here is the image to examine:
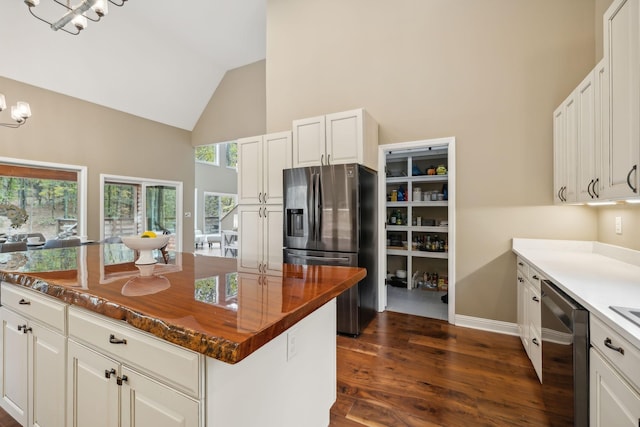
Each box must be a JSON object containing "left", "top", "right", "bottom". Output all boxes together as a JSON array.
[
  {"left": 24, "top": 0, "right": 127, "bottom": 35},
  {"left": 586, "top": 201, "right": 617, "bottom": 206},
  {"left": 0, "top": 94, "right": 32, "bottom": 128},
  {"left": 625, "top": 199, "right": 640, "bottom": 204}
]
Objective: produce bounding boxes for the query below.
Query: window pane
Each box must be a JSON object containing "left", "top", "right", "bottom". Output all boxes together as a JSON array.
[
  {"left": 195, "top": 145, "right": 218, "bottom": 165},
  {"left": 225, "top": 142, "right": 238, "bottom": 168},
  {"left": 203, "top": 194, "right": 220, "bottom": 234},
  {"left": 146, "top": 185, "right": 177, "bottom": 234},
  {"left": 104, "top": 183, "right": 138, "bottom": 238},
  {"left": 0, "top": 176, "right": 78, "bottom": 239}
]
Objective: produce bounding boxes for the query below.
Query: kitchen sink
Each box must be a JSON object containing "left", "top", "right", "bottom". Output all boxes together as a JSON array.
[{"left": 610, "top": 306, "right": 640, "bottom": 328}]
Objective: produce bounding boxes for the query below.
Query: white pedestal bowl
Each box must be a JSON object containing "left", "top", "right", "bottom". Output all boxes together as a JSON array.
[{"left": 121, "top": 235, "right": 170, "bottom": 266}]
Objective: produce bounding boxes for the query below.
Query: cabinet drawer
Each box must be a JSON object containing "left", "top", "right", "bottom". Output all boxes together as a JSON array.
[
  {"left": 516, "top": 257, "right": 528, "bottom": 277},
  {"left": 1, "top": 283, "right": 66, "bottom": 333},
  {"left": 591, "top": 316, "right": 640, "bottom": 392},
  {"left": 68, "top": 307, "right": 201, "bottom": 398},
  {"left": 527, "top": 267, "right": 543, "bottom": 291}
]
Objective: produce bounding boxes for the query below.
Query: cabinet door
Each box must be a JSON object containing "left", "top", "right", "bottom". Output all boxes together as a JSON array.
[
  {"left": 577, "top": 70, "right": 597, "bottom": 202},
  {"left": 264, "top": 205, "right": 283, "bottom": 275},
  {"left": 0, "top": 308, "right": 28, "bottom": 426},
  {"left": 602, "top": 0, "right": 640, "bottom": 199},
  {"left": 237, "top": 205, "right": 263, "bottom": 274},
  {"left": 590, "top": 348, "right": 640, "bottom": 426},
  {"left": 595, "top": 59, "right": 609, "bottom": 199},
  {"left": 564, "top": 95, "right": 578, "bottom": 203},
  {"left": 263, "top": 131, "right": 292, "bottom": 205},
  {"left": 553, "top": 104, "right": 566, "bottom": 204},
  {"left": 237, "top": 135, "right": 264, "bottom": 205},
  {"left": 29, "top": 323, "right": 66, "bottom": 427},
  {"left": 121, "top": 367, "right": 199, "bottom": 427},
  {"left": 326, "top": 109, "right": 362, "bottom": 166},
  {"left": 293, "top": 115, "right": 325, "bottom": 168},
  {"left": 67, "top": 341, "right": 119, "bottom": 427},
  {"left": 516, "top": 275, "right": 528, "bottom": 353}
]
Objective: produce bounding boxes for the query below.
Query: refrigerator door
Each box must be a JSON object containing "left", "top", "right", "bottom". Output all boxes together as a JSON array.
[
  {"left": 317, "top": 164, "right": 359, "bottom": 253},
  {"left": 283, "top": 167, "right": 319, "bottom": 251},
  {"left": 284, "top": 248, "right": 361, "bottom": 335}
]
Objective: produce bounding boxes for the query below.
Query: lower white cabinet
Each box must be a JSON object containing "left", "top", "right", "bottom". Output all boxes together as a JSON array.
[
  {"left": 67, "top": 340, "right": 199, "bottom": 427},
  {"left": 66, "top": 306, "right": 201, "bottom": 427},
  {"left": 0, "top": 284, "right": 66, "bottom": 427},
  {"left": 515, "top": 257, "right": 542, "bottom": 381},
  {"left": 238, "top": 204, "right": 283, "bottom": 275}
]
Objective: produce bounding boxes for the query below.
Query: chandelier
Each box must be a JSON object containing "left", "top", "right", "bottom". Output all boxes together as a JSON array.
[
  {"left": 25, "top": 0, "right": 128, "bottom": 35},
  {"left": 0, "top": 94, "right": 32, "bottom": 128}
]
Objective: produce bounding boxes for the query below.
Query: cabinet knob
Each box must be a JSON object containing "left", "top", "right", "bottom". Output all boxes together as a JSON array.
[
  {"left": 18, "top": 299, "right": 31, "bottom": 305},
  {"left": 18, "top": 325, "right": 32, "bottom": 334},
  {"left": 105, "top": 368, "right": 116, "bottom": 379},
  {"left": 116, "top": 375, "right": 128, "bottom": 386},
  {"left": 532, "top": 296, "right": 540, "bottom": 303},
  {"left": 518, "top": 262, "right": 524, "bottom": 266}
]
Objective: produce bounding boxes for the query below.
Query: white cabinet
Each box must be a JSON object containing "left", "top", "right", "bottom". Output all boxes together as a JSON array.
[
  {"left": 554, "top": 91, "right": 578, "bottom": 204},
  {"left": 238, "top": 131, "right": 292, "bottom": 205},
  {"left": 576, "top": 68, "right": 598, "bottom": 202},
  {"left": 515, "top": 258, "right": 542, "bottom": 382},
  {"left": 600, "top": 0, "right": 640, "bottom": 200},
  {"left": 0, "top": 283, "right": 67, "bottom": 427},
  {"left": 590, "top": 316, "right": 640, "bottom": 426},
  {"left": 292, "top": 108, "right": 378, "bottom": 171},
  {"left": 66, "top": 307, "right": 201, "bottom": 427},
  {"left": 238, "top": 204, "right": 283, "bottom": 275},
  {"left": 385, "top": 147, "right": 450, "bottom": 291}
]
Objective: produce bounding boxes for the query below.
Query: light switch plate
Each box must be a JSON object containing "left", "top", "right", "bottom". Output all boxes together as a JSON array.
[{"left": 615, "top": 216, "right": 622, "bottom": 234}]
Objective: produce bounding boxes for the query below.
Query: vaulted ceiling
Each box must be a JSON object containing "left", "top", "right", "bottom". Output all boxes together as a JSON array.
[{"left": 0, "top": 1, "right": 266, "bottom": 130}]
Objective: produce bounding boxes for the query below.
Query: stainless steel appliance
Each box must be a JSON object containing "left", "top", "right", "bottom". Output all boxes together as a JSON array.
[
  {"left": 283, "top": 163, "right": 377, "bottom": 335},
  {"left": 541, "top": 280, "right": 589, "bottom": 426}
]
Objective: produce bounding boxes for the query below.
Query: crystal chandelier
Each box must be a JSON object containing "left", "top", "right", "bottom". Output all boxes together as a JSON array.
[
  {"left": 0, "top": 94, "right": 32, "bottom": 128},
  {"left": 25, "top": 0, "right": 128, "bottom": 35}
]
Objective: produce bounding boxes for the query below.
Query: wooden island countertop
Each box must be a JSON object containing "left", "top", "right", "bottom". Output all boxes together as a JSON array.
[{"left": 0, "top": 244, "right": 366, "bottom": 364}]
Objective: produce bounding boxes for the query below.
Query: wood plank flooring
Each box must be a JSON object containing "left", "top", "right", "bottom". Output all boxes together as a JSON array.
[
  {"left": 0, "top": 312, "right": 551, "bottom": 427},
  {"left": 330, "top": 311, "right": 551, "bottom": 426}
]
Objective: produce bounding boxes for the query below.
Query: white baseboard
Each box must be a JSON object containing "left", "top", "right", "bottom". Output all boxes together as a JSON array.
[{"left": 454, "top": 314, "right": 519, "bottom": 336}]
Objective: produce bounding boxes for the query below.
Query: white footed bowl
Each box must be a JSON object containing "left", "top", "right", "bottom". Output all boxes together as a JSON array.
[{"left": 121, "top": 235, "right": 170, "bottom": 265}]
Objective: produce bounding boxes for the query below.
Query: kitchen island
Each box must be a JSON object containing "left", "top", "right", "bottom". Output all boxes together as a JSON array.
[{"left": 0, "top": 244, "right": 366, "bottom": 427}]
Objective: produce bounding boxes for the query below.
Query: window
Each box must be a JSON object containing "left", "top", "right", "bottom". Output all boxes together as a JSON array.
[
  {"left": 203, "top": 192, "right": 236, "bottom": 234},
  {"left": 101, "top": 175, "right": 183, "bottom": 251},
  {"left": 195, "top": 142, "right": 237, "bottom": 168},
  {"left": 0, "top": 159, "right": 87, "bottom": 240}
]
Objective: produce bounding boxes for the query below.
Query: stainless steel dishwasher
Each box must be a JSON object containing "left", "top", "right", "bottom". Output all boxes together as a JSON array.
[{"left": 541, "top": 279, "right": 589, "bottom": 427}]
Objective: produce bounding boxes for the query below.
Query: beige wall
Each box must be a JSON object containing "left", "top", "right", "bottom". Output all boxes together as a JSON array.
[
  {"left": 0, "top": 76, "right": 195, "bottom": 249},
  {"left": 266, "top": 0, "right": 598, "bottom": 322},
  {"left": 192, "top": 60, "right": 266, "bottom": 147}
]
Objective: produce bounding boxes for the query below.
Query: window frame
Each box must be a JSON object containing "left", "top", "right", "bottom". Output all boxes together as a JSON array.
[
  {"left": 195, "top": 144, "right": 220, "bottom": 167},
  {"left": 0, "top": 156, "right": 88, "bottom": 241},
  {"left": 202, "top": 191, "right": 236, "bottom": 235}
]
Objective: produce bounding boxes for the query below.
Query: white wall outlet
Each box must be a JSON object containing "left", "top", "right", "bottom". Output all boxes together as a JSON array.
[
  {"left": 287, "top": 327, "right": 298, "bottom": 361},
  {"left": 615, "top": 216, "right": 622, "bottom": 235}
]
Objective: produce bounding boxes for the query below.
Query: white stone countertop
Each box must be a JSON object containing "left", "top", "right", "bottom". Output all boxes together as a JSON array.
[{"left": 512, "top": 238, "right": 640, "bottom": 351}]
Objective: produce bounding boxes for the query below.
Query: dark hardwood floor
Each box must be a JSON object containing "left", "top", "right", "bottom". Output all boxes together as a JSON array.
[
  {"left": 330, "top": 311, "right": 551, "bottom": 426},
  {"left": 0, "top": 312, "right": 550, "bottom": 427}
]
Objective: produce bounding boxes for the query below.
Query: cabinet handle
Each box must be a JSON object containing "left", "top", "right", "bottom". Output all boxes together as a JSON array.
[
  {"left": 604, "top": 337, "right": 624, "bottom": 355},
  {"left": 109, "top": 334, "right": 127, "bottom": 345},
  {"left": 18, "top": 325, "right": 32, "bottom": 334},
  {"left": 587, "top": 179, "right": 594, "bottom": 198},
  {"left": 105, "top": 369, "right": 116, "bottom": 379},
  {"left": 517, "top": 276, "right": 524, "bottom": 283},
  {"left": 532, "top": 275, "right": 539, "bottom": 281},
  {"left": 518, "top": 262, "right": 524, "bottom": 266},
  {"left": 116, "top": 375, "right": 128, "bottom": 386},
  {"left": 626, "top": 165, "right": 637, "bottom": 193},
  {"left": 327, "top": 154, "right": 330, "bottom": 165},
  {"left": 593, "top": 178, "right": 599, "bottom": 198},
  {"left": 263, "top": 193, "right": 267, "bottom": 203},
  {"left": 18, "top": 299, "right": 31, "bottom": 305},
  {"left": 258, "top": 192, "right": 262, "bottom": 203},
  {"left": 532, "top": 296, "right": 540, "bottom": 303},
  {"left": 532, "top": 338, "right": 540, "bottom": 346}
]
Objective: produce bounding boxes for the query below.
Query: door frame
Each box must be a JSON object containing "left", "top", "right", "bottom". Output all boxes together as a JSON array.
[
  {"left": 377, "top": 137, "right": 456, "bottom": 324},
  {"left": 100, "top": 174, "right": 183, "bottom": 252}
]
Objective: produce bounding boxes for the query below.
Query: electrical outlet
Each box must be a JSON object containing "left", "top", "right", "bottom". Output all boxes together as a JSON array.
[
  {"left": 615, "top": 216, "right": 622, "bottom": 235},
  {"left": 287, "top": 328, "right": 298, "bottom": 361}
]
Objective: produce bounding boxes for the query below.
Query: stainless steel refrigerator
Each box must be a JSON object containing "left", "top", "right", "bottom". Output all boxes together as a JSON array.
[{"left": 283, "top": 163, "right": 377, "bottom": 335}]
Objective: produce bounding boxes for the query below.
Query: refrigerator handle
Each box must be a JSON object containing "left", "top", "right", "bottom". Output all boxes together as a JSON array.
[
  {"left": 316, "top": 172, "right": 322, "bottom": 240},
  {"left": 311, "top": 170, "right": 317, "bottom": 242}
]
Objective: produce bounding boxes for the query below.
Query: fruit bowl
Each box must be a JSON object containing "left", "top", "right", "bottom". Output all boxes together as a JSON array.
[{"left": 121, "top": 235, "right": 170, "bottom": 265}]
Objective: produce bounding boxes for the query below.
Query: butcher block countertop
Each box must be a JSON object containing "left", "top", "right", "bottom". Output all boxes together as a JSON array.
[{"left": 0, "top": 244, "right": 366, "bottom": 364}]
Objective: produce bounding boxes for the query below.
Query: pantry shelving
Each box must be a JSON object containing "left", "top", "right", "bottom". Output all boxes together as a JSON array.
[{"left": 385, "top": 145, "right": 450, "bottom": 290}]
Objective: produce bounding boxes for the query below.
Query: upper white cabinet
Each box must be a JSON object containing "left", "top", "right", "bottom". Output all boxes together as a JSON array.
[
  {"left": 576, "top": 68, "right": 598, "bottom": 201},
  {"left": 600, "top": 0, "right": 640, "bottom": 200},
  {"left": 292, "top": 108, "right": 379, "bottom": 171},
  {"left": 554, "top": 91, "right": 578, "bottom": 203},
  {"left": 238, "top": 131, "right": 292, "bottom": 205}
]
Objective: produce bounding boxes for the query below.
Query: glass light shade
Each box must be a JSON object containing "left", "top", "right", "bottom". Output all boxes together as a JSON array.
[
  {"left": 72, "top": 14, "right": 87, "bottom": 30},
  {"left": 92, "top": 0, "right": 108, "bottom": 16},
  {"left": 24, "top": 0, "right": 39, "bottom": 7},
  {"left": 0, "top": 94, "right": 6, "bottom": 111},
  {"left": 10, "top": 106, "right": 24, "bottom": 123},
  {"left": 16, "top": 102, "right": 31, "bottom": 118}
]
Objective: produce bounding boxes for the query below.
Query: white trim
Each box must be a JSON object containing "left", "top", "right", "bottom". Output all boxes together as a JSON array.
[
  {"left": 100, "top": 173, "right": 183, "bottom": 252},
  {"left": 454, "top": 315, "right": 519, "bottom": 336},
  {"left": 0, "top": 156, "right": 88, "bottom": 242},
  {"left": 377, "top": 137, "right": 456, "bottom": 325}
]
